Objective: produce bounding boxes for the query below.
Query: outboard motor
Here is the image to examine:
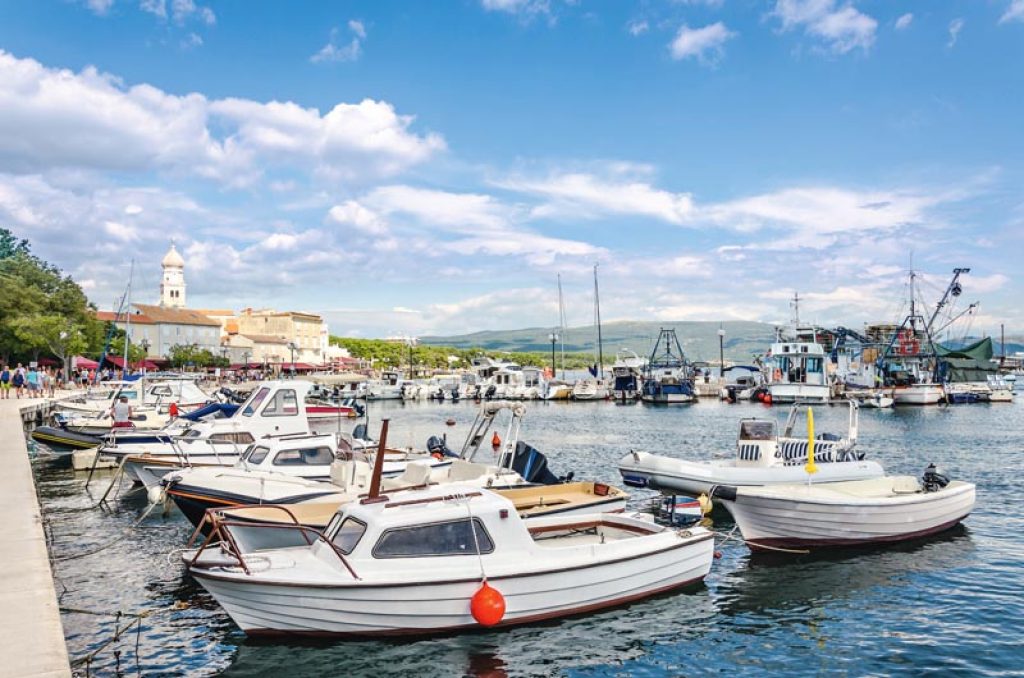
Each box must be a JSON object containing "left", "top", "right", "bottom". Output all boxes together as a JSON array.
[
  {"left": 426, "top": 435, "right": 458, "bottom": 458},
  {"left": 352, "top": 423, "right": 369, "bottom": 441},
  {"left": 510, "top": 441, "right": 565, "bottom": 485},
  {"left": 922, "top": 463, "right": 950, "bottom": 493}
]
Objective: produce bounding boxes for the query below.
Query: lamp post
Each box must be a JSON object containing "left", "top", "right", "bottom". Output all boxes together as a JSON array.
[
  {"left": 718, "top": 326, "right": 726, "bottom": 381},
  {"left": 287, "top": 341, "right": 298, "bottom": 377},
  {"left": 406, "top": 336, "right": 417, "bottom": 378},
  {"left": 140, "top": 338, "right": 150, "bottom": 374},
  {"left": 549, "top": 332, "right": 559, "bottom": 379}
]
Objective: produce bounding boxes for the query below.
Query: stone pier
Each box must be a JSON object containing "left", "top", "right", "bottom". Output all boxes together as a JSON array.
[{"left": 0, "top": 397, "right": 71, "bottom": 677}]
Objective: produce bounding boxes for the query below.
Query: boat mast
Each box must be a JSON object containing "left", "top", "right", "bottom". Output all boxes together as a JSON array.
[
  {"left": 123, "top": 259, "right": 134, "bottom": 374},
  {"left": 557, "top": 274, "right": 566, "bottom": 378},
  {"left": 594, "top": 264, "right": 604, "bottom": 379},
  {"left": 926, "top": 267, "right": 969, "bottom": 335},
  {"left": 791, "top": 291, "right": 801, "bottom": 329}
]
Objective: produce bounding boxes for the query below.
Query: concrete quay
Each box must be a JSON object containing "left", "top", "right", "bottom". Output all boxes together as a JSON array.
[{"left": 0, "top": 397, "right": 72, "bottom": 677}]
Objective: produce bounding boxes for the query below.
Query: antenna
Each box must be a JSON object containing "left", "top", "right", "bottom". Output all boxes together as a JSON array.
[{"left": 791, "top": 292, "right": 801, "bottom": 328}]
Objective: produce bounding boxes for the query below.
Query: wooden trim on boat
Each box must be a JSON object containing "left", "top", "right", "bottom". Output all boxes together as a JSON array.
[
  {"left": 526, "top": 518, "right": 655, "bottom": 536},
  {"left": 384, "top": 491, "right": 483, "bottom": 508},
  {"left": 234, "top": 572, "right": 709, "bottom": 639}
]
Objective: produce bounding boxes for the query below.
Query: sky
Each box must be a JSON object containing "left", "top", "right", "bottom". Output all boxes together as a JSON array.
[{"left": 0, "top": 0, "right": 1021, "bottom": 340}]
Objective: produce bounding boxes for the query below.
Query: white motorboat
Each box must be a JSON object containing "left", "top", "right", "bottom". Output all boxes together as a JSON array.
[
  {"left": 765, "top": 338, "right": 830, "bottom": 404},
  {"left": 719, "top": 365, "right": 765, "bottom": 402},
  {"left": 618, "top": 402, "right": 883, "bottom": 496},
  {"left": 985, "top": 375, "right": 1014, "bottom": 402},
  {"left": 540, "top": 381, "right": 573, "bottom": 401},
  {"left": 365, "top": 371, "right": 406, "bottom": 401},
  {"left": 103, "top": 380, "right": 338, "bottom": 488},
  {"left": 571, "top": 377, "right": 609, "bottom": 401},
  {"left": 186, "top": 483, "right": 714, "bottom": 637},
  {"left": 56, "top": 378, "right": 210, "bottom": 415},
  {"left": 846, "top": 390, "right": 894, "bottom": 409},
  {"left": 712, "top": 465, "right": 975, "bottom": 551},
  {"left": 610, "top": 349, "right": 646, "bottom": 401}
]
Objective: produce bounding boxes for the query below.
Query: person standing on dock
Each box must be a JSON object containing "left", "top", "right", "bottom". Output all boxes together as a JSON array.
[
  {"left": 0, "top": 365, "right": 9, "bottom": 399},
  {"left": 26, "top": 365, "right": 39, "bottom": 395},
  {"left": 12, "top": 363, "right": 25, "bottom": 398}
]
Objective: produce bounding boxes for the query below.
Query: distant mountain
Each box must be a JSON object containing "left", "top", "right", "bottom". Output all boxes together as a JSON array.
[{"left": 420, "top": 320, "right": 779, "bottom": 362}]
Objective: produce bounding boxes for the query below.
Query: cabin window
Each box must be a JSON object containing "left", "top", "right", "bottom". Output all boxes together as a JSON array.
[
  {"left": 209, "top": 432, "right": 255, "bottom": 445},
  {"left": 372, "top": 518, "right": 494, "bottom": 559},
  {"left": 262, "top": 389, "right": 299, "bottom": 417},
  {"left": 807, "top": 357, "right": 823, "bottom": 373},
  {"left": 330, "top": 517, "right": 367, "bottom": 555},
  {"left": 151, "top": 386, "right": 172, "bottom": 397},
  {"left": 740, "top": 421, "right": 775, "bottom": 441},
  {"left": 241, "top": 388, "right": 270, "bottom": 416},
  {"left": 273, "top": 446, "right": 334, "bottom": 466},
  {"left": 244, "top": 445, "right": 270, "bottom": 465}
]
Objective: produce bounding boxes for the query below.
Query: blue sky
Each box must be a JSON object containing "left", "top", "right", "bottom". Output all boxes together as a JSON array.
[{"left": 0, "top": 0, "right": 1021, "bottom": 339}]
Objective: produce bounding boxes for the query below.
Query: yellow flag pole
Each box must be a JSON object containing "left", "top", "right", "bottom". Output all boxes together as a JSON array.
[{"left": 805, "top": 406, "right": 819, "bottom": 477}]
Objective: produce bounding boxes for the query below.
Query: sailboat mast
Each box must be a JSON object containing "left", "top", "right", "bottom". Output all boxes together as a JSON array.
[
  {"left": 123, "top": 259, "right": 134, "bottom": 373},
  {"left": 594, "top": 264, "right": 604, "bottom": 379},
  {"left": 557, "top": 274, "right": 566, "bottom": 378}
]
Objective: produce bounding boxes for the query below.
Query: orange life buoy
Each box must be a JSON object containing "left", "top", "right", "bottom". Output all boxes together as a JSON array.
[{"left": 491, "top": 431, "right": 501, "bottom": 449}]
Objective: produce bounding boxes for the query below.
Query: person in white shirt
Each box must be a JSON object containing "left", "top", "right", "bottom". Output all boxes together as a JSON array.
[{"left": 110, "top": 396, "right": 133, "bottom": 428}]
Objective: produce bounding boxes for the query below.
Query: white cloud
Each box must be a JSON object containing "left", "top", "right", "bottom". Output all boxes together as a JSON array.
[
  {"left": 895, "top": 13, "right": 913, "bottom": 30},
  {"left": 947, "top": 18, "right": 964, "bottom": 48},
  {"left": 627, "top": 20, "right": 649, "bottom": 36},
  {"left": 311, "top": 21, "right": 366, "bottom": 64},
  {"left": 669, "top": 22, "right": 736, "bottom": 64},
  {"left": 103, "top": 220, "right": 139, "bottom": 241},
  {"left": 1001, "top": 1, "right": 1024, "bottom": 24},
  {"left": 497, "top": 171, "right": 695, "bottom": 224},
  {"left": 771, "top": 0, "right": 877, "bottom": 54},
  {"left": 0, "top": 50, "right": 444, "bottom": 184},
  {"left": 181, "top": 32, "right": 203, "bottom": 49},
  {"left": 480, "top": 0, "right": 550, "bottom": 16},
  {"left": 85, "top": 0, "right": 115, "bottom": 15},
  {"left": 327, "top": 200, "right": 388, "bottom": 235},
  {"left": 171, "top": 0, "right": 215, "bottom": 25},
  {"left": 360, "top": 185, "right": 511, "bottom": 231},
  {"left": 139, "top": 0, "right": 166, "bottom": 19}
]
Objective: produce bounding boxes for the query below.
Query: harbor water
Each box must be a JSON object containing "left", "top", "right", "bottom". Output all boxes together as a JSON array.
[{"left": 30, "top": 398, "right": 1024, "bottom": 676}]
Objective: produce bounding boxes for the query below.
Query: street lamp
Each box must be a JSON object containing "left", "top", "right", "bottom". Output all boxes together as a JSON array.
[
  {"left": 406, "top": 336, "right": 417, "bottom": 377},
  {"left": 718, "top": 326, "right": 726, "bottom": 380},
  {"left": 287, "top": 341, "right": 298, "bottom": 377},
  {"left": 140, "top": 338, "right": 150, "bottom": 374},
  {"left": 548, "top": 332, "right": 559, "bottom": 379}
]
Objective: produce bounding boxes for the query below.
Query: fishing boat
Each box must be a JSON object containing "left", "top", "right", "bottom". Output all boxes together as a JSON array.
[
  {"left": 641, "top": 329, "right": 695, "bottom": 404},
  {"left": 711, "top": 464, "right": 975, "bottom": 551},
  {"left": 610, "top": 349, "right": 646, "bottom": 401},
  {"left": 764, "top": 333, "right": 830, "bottom": 403},
  {"left": 365, "top": 370, "right": 407, "bottom": 401},
  {"left": 618, "top": 402, "right": 883, "bottom": 495},
  {"left": 185, "top": 481, "right": 713, "bottom": 637},
  {"left": 719, "top": 365, "right": 765, "bottom": 402}
]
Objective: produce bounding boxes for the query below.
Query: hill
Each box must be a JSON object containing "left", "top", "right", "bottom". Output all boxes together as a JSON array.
[{"left": 420, "top": 320, "right": 780, "bottom": 363}]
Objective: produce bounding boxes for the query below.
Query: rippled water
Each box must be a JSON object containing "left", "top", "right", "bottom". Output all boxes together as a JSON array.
[{"left": 31, "top": 397, "right": 1024, "bottom": 676}]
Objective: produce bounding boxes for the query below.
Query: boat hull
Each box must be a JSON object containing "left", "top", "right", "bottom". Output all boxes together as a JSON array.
[
  {"left": 189, "top": 527, "right": 714, "bottom": 637},
  {"left": 716, "top": 478, "right": 975, "bottom": 550},
  {"left": 890, "top": 384, "right": 944, "bottom": 405},
  {"left": 767, "top": 383, "right": 830, "bottom": 403},
  {"left": 618, "top": 452, "right": 885, "bottom": 496}
]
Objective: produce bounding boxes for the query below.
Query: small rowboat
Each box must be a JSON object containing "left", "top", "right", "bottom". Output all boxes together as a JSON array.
[{"left": 711, "top": 465, "right": 975, "bottom": 551}]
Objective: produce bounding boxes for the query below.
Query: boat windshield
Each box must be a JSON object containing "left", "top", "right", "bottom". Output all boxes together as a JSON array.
[
  {"left": 740, "top": 421, "right": 775, "bottom": 441},
  {"left": 329, "top": 517, "right": 367, "bottom": 555},
  {"left": 240, "top": 387, "right": 270, "bottom": 417}
]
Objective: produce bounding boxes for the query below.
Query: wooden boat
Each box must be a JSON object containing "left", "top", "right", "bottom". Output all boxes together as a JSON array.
[
  {"left": 711, "top": 465, "right": 975, "bottom": 551},
  {"left": 619, "top": 402, "right": 883, "bottom": 495},
  {"left": 185, "top": 483, "right": 709, "bottom": 637}
]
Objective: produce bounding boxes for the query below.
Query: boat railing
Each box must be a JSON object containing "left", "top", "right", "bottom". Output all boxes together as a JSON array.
[{"left": 187, "top": 505, "right": 360, "bottom": 580}]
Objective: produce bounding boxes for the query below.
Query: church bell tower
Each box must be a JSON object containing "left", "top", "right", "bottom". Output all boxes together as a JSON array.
[{"left": 160, "top": 243, "right": 186, "bottom": 308}]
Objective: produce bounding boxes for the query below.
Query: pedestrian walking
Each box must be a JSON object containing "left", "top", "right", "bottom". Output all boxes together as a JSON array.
[
  {"left": 26, "top": 365, "right": 40, "bottom": 395},
  {"left": 0, "top": 365, "right": 10, "bottom": 399},
  {"left": 12, "top": 363, "right": 26, "bottom": 398}
]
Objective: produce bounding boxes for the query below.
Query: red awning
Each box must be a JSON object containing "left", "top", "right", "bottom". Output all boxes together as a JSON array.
[
  {"left": 278, "top": 362, "right": 316, "bottom": 371},
  {"left": 73, "top": 356, "right": 99, "bottom": 369},
  {"left": 103, "top": 355, "right": 158, "bottom": 370}
]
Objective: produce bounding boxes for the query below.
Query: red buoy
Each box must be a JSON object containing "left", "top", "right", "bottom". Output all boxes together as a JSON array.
[
  {"left": 763, "top": 394, "right": 773, "bottom": 406},
  {"left": 169, "top": 402, "right": 179, "bottom": 418},
  {"left": 470, "top": 581, "right": 506, "bottom": 626},
  {"left": 491, "top": 431, "right": 501, "bottom": 449}
]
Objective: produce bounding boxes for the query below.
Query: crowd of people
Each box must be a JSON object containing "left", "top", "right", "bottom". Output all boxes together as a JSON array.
[{"left": 0, "top": 364, "right": 129, "bottom": 400}]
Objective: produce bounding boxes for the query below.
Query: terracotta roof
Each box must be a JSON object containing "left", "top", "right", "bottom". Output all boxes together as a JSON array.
[
  {"left": 191, "top": 309, "right": 236, "bottom": 316},
  {"left": 95, "top": 310, "right": 155, "bottom": 324},
  {"left": 239, "top": 333, "right": 291, "bottom": 345},
  {"left": 131, "top": 303, "right": 220, "bottom": 327}
]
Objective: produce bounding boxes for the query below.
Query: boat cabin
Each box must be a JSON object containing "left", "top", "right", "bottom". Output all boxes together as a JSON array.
[
  {"left": 237, "top": 433, "right": 337, "bottom": 473},
  {"left": 767, "top": 342, "right": 827, "bottom": 386},
  {"left": 178, "top": 380, "right": 316, "bottom": 444}
]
